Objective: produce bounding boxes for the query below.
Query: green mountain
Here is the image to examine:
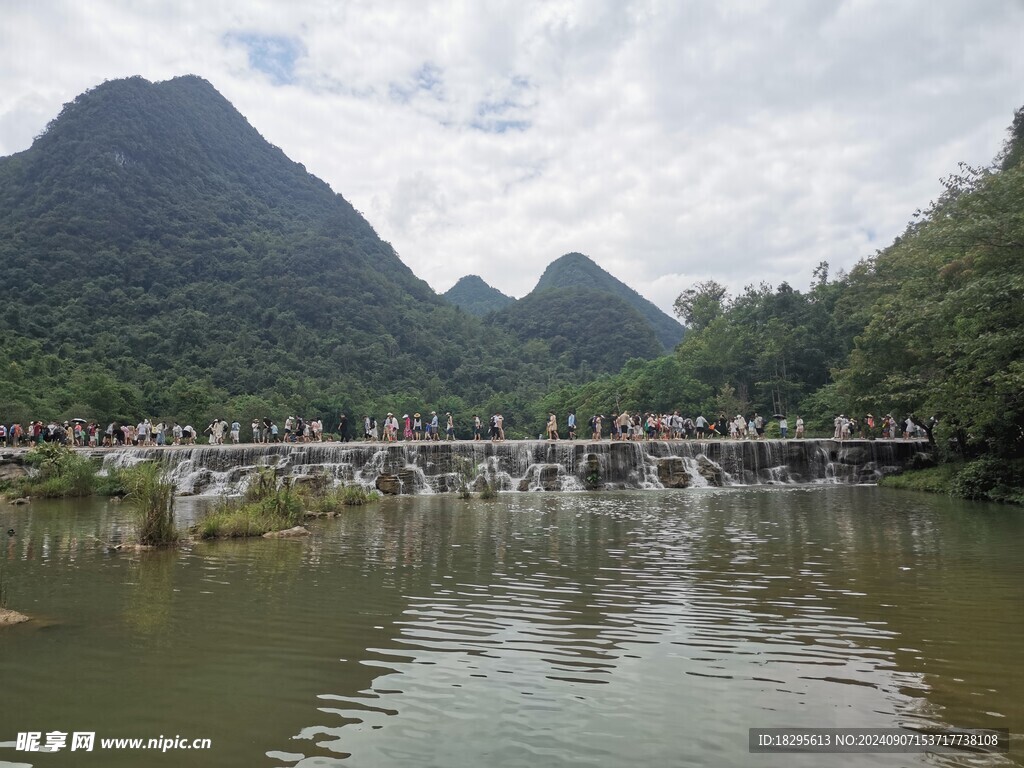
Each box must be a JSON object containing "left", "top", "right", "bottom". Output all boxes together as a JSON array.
[
  {"left": 445, "top": 253, "right": 684, "bottom": 372},
  {"left": 0, "top": 75, "right": 572, "bottom": 429},
  {"left": 443, "top": 275, "right": 515, "bottom": 316},
  {"left": 486, "top": 287, "right": 663, "bottom": 377},
  {"left": 532, "top": 252, "right": 685, "bottom": 350}
]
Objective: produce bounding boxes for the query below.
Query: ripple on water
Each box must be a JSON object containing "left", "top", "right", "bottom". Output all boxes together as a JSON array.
[{"left": 5, "top": 490, "right": 1021, "bottom": 768}]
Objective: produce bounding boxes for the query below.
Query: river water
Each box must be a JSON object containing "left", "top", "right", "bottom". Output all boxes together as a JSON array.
[{"left": 1, "top": 487, "right": 1021, "bottom": 767}]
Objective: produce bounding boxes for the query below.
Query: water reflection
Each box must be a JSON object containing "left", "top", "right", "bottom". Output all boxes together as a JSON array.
[
  {"left": 277, "top": 489, "right": 1021, "bottom": 768},
  {"left": 1, "top": 489, "right": 1020, "bottom": 768}
]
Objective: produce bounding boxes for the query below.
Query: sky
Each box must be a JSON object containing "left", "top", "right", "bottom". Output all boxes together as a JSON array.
[{"left": 2, "top": 1, "right": 1023, "bottom": 315}]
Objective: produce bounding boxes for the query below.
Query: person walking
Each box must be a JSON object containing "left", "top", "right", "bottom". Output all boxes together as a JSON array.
[{"left": 547, "top": 412, "right": 558, "bottom": 440}]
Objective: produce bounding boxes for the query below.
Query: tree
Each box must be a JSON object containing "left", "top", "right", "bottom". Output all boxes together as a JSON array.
[{"left": 673, "top": 280, "right": 729, "bottom": 331}]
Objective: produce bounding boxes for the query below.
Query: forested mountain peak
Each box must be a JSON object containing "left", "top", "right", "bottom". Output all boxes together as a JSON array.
[
  {"left": 443, "top": 275, "right": 515, "bottom": 316},
  {"left": 531, "top": 252, "right": 684, "bottom": 350},
  {"left": 4, "top": 74, "right": 415, "bottom": 284},
  {"left": 0, "top": 75, "right": 578, "bottom": 428}
]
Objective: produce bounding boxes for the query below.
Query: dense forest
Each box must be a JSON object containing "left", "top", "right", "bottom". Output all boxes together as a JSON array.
[
  {"left": 536, "top": 107, "right": 1023, "bottom": 498},
  {"left": 442, "top": 275, "right": 515, "bottom": 316}
]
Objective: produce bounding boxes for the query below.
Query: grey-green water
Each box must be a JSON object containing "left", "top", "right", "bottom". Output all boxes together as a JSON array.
[{"left": 1, "top": 487, "right": 1021, "bottom": 767}]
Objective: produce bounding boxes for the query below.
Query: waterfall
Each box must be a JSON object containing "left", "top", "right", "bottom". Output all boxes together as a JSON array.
[{"left": 93, "top": 438, "right": 932, "bottom": 497}]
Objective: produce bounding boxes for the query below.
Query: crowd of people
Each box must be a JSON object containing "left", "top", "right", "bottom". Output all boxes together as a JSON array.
[
  {"left": 0, "top": 409, "right": 929, "bottom": 449},
  {"left": 547, "top": 411, "right": 796, "bottom": 441}
]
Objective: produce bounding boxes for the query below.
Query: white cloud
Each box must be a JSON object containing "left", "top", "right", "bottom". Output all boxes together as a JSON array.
[{"left": 2, "top": 0, "right": 1023, "bottom": 313}]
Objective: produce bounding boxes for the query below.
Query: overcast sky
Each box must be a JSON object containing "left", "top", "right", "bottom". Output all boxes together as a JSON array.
[{"left": 3, "top": 1, "right": 1023, "bottom": 314}]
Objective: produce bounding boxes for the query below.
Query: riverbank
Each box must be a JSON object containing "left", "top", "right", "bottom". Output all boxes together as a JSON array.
[{"left": 880, "top": 457, "right": 1024, "bottom": 506}]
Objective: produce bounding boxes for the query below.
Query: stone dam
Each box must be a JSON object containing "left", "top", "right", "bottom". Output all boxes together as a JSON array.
[{"left": 65, "top": 438, "right": 937, "bottom": 496}]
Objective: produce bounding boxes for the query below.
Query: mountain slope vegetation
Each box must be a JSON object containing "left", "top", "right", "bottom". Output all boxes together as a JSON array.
[
  {"left": 442, "top": 275, "right": 515, "bottom": 316},
  {"left": 532, "top": 252, "right": 685, "bottom": 350},
  {"left": 0, "top": 75, "right": 575, "bottom": 429}
]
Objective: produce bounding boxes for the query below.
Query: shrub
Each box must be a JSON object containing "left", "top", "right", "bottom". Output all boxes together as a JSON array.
[
  {"left": 94, "top": 467, "right": 129, "bottom": 496},
  {"left": 15, "top": 443, "right": 97, "bottom": 497},
  {"left": 951, "top": 457, "right": 1024, "bottom": 505}
]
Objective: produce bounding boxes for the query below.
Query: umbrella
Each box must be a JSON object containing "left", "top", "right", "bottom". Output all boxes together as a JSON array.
[
  {"left": 772, "top": 413, "right": 786, "bottom": 419},
  {"left": 71, "top": 418, "right": 88, "bottom": 424}
]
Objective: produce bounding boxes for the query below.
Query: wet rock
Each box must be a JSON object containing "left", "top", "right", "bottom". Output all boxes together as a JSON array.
[
  {"left": 516, "top": 466, "right": 535, "bottom": 492},
  {"left": 0, "top": 608, "right": 31, "bottom": 627},
  {"left": 0, "top": 464, "right": 28, "bottom": 482},
  {"left": 539, "top": 465, "right": 560, "bottom": 491},
  {"left": 263, "top": 526, "right": 310, "bottom": 539},
  {"left": 657, "top": 457, "right": 691, "bottom": 488},
  {"left": 376, "top": 474, "right": 401, "bottom": 495},
  {"left": 188, "top": 469, "right": 214, "bottom": 494},
  {"left": 836, "top": 447, "right": 869, "bottom": 465},
  {"left": 373, "top": 468, "right": 420, "bottom": 495},
  {"left": 583, "top": 454, "right": 602, "bottom": 489},
  {"left": 696, "top": 456, "right": 724, "bottom": 487}
]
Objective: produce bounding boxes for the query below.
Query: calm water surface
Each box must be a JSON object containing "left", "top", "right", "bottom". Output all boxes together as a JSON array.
[{"left": 1, "top": 487, "right": 1021, "bottom": 767}]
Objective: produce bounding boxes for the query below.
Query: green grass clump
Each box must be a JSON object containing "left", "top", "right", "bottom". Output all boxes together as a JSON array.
[
  {"left": 122, "top": 462, "right": 179, "bottom": 546},
  {"left": 195, "top": 470, "right": 379, "bottom": 539},
  {"left": 195, "top": 502, "right": 282, "bottom": 539},
  {"left": 879, "top": 464, "right": 960, "bottom": 494},
  {"left": 338, "top": 484, "right": 380, "bottom": 506}
]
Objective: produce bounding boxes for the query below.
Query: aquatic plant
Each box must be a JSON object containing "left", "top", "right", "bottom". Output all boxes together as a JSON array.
[
  {"left": 338, "top": 484, "right": 380, "bottom": 506},
  {"left": 196, "top": 473, "right": 380, "bottom": 539},
  {"left": 123, "top": 462, "right": 179, "bottom": 546}
]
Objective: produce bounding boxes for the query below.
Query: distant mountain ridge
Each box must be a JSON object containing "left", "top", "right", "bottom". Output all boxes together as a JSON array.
[
  {"left": 444, "top": 253, "right": 685, "bottom": 351},
  {"left": 443, "top": 275, "right": 515, "bottom": 316}
]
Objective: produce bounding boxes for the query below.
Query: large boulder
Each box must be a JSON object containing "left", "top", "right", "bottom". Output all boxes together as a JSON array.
[
  {"left": 375, "top": 469, "right": 420, "bottom": 494},
  {"left": 696, "top": 455, "right": 724, "bottom": 487},
  {"left": 657, "top": 457, "right": 691, "bottom": 488},
  {"left": 539, "top": 465, "right": 560, "bottom": 491},
  {"left": 376, "top": 474, "right": 401, "bottom": 495},
  {"left": 516, "top": 464, "right": 560, "bottom": 491}
]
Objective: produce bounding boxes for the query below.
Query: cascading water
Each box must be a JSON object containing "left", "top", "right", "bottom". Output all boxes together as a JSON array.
[{"left": 92, "top": 438, "right": 932, "bottom": 497}]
